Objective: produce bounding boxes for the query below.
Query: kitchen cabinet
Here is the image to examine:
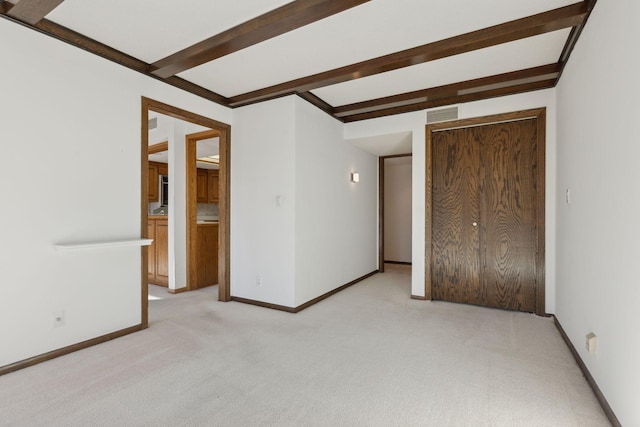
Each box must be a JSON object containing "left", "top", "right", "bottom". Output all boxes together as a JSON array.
[
  {"left": 196, "top": 169, "right": 208, "bottom": 203},
  {"left": 148, "top": 163, "right": 158, "bottom": 202},
  {"left": 196, "top": 223, "right": 218, "bottom": 288},
  {"left": 207, "top": 170, "right": 219, "bottom": 203},
  {"left": 148, "top": 216, "right": 169, "bottom": 286},
  {"left": 148, "top": 161, "right": 168, "bottom": 203},
  {"left": 195, "top": 168, "right": 219, "bottom": 204}
]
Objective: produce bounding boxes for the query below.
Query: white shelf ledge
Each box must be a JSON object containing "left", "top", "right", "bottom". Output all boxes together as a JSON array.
[{"left": 54, "top": 239, "right": 153, "bottom": 252}]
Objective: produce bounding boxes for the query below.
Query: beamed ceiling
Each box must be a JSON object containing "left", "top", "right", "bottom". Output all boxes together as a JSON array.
[{"left": 0, "top": 0, "right": 597, "bottom": 122}]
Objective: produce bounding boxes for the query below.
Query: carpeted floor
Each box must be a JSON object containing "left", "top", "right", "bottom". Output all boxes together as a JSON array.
[{"left": 0, "top": 265, "right": 609, "bottom": 426}]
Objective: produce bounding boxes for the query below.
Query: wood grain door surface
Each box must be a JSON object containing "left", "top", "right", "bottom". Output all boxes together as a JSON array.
[{"left": 431, "top": 119, "right": 538, "bottom": 312}]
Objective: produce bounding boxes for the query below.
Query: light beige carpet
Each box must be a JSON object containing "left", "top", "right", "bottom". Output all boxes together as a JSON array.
[{"left": 0, "top": 265, "right": 609, "bottom": 426}]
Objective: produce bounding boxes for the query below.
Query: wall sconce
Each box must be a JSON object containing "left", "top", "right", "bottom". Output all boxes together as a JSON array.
[{"left": 350, "top": 172, "right": 360, "bottom": 183}]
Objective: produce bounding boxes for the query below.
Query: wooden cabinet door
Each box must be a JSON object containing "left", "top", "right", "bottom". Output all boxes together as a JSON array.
[
  {"left": 430, "top": 119, "right": 538, "bottom": 312},
  {"left": 208, "top": 170, "right": 219, "bottom": 203},
  {"left": 148, "top": 163, "right": 158, "bottom": 202},
  {"left": 196, "top": 224, "right": 218, "bottom": 288},
  {"left": 155, "top": 219, "right": 169, "bottom": 286},
  {"left": 196, "top": 169, "right": 208, "bottom": 203},
  {"left": 147, "top": 220, "right": 156, "bottom": 279}
]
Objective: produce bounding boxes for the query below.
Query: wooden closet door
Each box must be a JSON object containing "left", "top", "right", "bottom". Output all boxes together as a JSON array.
[
  {"left": 479, "top": 119, "right": 537, "bottom": 312},
  {"left": 431, "top": 127, "right": 482, "bottom": 304},
  {"left": 430, "top": 118, "right": 539, "bottom": 312}
]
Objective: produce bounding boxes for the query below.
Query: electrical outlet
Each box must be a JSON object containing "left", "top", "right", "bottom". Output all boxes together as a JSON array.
[
  {"left": 256, "top": 276, "right": 263, "bottom": 287},
  {"left": 53, "top": 310, "right": 66, "bottom": 328}
]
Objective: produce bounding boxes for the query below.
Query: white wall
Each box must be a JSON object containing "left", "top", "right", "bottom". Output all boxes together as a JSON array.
[
  {"left": 231, "top": 97, "right": 297, "bottom": 307},
  {"left": 231, "top": 96, "right": 378, "bottom": 308},
  {"left": 0, "top": 18, "right": 231, "bottom": 367},
  {"left": 294, "top": 98, "right": 377, "bottom": 306},
  {"left": 344, "top": 89, "right": 557, "bottom": 311},
  {"left": 555, "top": 1, "right": 640, "bottom": 425},
  {"left": 384, "top": 157, "right": 412, "bottom": 263}
]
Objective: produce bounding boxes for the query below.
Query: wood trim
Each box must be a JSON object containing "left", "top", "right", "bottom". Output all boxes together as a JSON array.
[
  {"left": 378, "top": 157, "right": 385, "bottom": 273},
  {"left": 381, "top": 153, "right": 413, "bottom": 159},
  {"left": 342, "top": 79, "right": 556, "bottom": 123},
  {"left": 148, "top": 141, "right": 169, "bottom": 154},
  {"left": 427, "top": 108, "right": 546, "bottom": 132},
  {"left": 231, "top": 297, "right": 298, "bottom": 313},
  {"left": 151, "top": 0, "right": 370, "bottom": 78},
  {"left": 232, "top": 271, "right": 379, "bottom": 313},
  {"left": 296, "top": 92, "right": 339, "bottom": 120},
  {"left": 142, "top": 97, "right": 232, "bottom": 306},
  {"left": 141, "top": 99, "right": 150, "bottom": 328},
  {"left": 385, "top": 261, "right": 412, "bottom": 266},
  {"left": 228, "top": 3, "right": 587, "bottom": 107},
  {"left": 0, "top": 10, "right": 229, "bottom": 106},
  {"left": 186, "top": 129, "right": 220, "bottom": 292},
  {"left": 168, "top": 287, "right": 189, "bottom": 294},
  {"left": 295, "top": 270, "right": 379, "bottom": 312},
  {"left": 535, "top": 110, "right": 547, "bottom": 316},
  {"left": 411, "top": 295, "right": 427, "bottom": 301},
  {"left": 6, "top": 0, "right": 64, "bottom": 25},
  {"left": 425, "top": 108, "right": 546, "bottom": 313},
  {"left": 424, "top": 126, "right": 433, "bottom": 301},
  {"left": 553, "top": 316, "right": 621, "bottom": 427},
  {"left": 218, "top": 125, "right": 231, "bottom": 302},
  {"left": 334, "top": 63, "right": 560, "bottom": 117},
  {"left": 0, "top": 324, "right": 143, "bottom": 376},
  {"left": 557, "top": 0, "right": 598, "bottom": 81}
]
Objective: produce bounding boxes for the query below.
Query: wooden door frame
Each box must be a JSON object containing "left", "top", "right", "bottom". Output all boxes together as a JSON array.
[
  {"left": 424, "top": 108, "right": 546, "bottom": 315},
  {"left": 186, "top": 129, "right": 219, "bottom": 291},
  {"left": 378, "top": 153, "right": 412, "bottom": 273},
  {"left": 141, "top": 97, "right": 231, "bottom": 328}
]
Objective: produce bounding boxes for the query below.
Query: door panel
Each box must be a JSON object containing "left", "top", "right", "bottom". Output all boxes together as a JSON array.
[
  {"left": 430, "top": 117, "right": 539, "bottom": 313},
  {"left": 480, "top": 120, "right": 537, "bottom": 312},
  {"left": 156, "top": 220, "right": 169, "bottom": 285},
  {"left": 431, "top": 128, "right": 481, "bottom": 304},
  {"left": 148, "top": 220, "right": 156, "bottom": 279}
]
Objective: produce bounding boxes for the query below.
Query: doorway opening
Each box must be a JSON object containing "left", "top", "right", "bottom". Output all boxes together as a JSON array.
[
  {"left": 141, "top": 97, "right": 231, "bottom": 328},
  {"left": 378, "top": 153, "right": 413, "bottom": 275}
]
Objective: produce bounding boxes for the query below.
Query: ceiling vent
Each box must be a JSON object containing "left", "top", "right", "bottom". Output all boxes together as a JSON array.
[
  {"left": 148, "top": 117, "right": 158, "bottom": 130},
  {"left": 427, "top": 106, "right": 459, "bottom": 124}
]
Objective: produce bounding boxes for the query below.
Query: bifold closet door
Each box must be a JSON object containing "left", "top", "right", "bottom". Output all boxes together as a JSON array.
[{"left": 431, "top": 119, "right": 538, "bottom": 312}]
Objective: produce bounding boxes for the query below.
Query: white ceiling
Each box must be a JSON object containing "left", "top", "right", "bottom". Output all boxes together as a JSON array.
[
  {"left": 313, "top": 29, "right": 570, "bottom": 106},
  {"left": 20, "top": 0, "right": 589, "bottom": 156},
  {"left": 47, "top": 0, "right": 292, "bottom": 64},
  {"left": 348, "top": 131, "right": 413, "bottom": 157},
  {"left": 45, "top": 0, "right": 577, "bottom": 101}
]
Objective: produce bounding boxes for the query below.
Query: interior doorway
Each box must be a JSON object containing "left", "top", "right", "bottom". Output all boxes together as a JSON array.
[
  {"left": 141, "top": 97, "right": 231, "bottom": 328},
  {"left": 378, "top": 154, "right": 412, "bottom": 273}
]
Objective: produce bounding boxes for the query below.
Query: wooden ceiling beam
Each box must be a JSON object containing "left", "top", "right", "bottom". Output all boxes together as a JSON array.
[
  {"left": 228, "top": 2, "right": 587, "bottom": 107},
  {"left": 557, "top": 0, "right": 598, "bottom": 80},
  {"left": 151, "top": 0, "right": 371, "bottom": 79},
  {"left": 5, "top": 0, "right": 64, "bottom": 25},
  {"left": 341, "top": 79, "right": 557, "bottom": 123},
  {"left": 333, "top": 63, "right": 561, "bottom": 117},
  {"left": 296, "top": 91, "right": 339, "bottom": 120}
]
